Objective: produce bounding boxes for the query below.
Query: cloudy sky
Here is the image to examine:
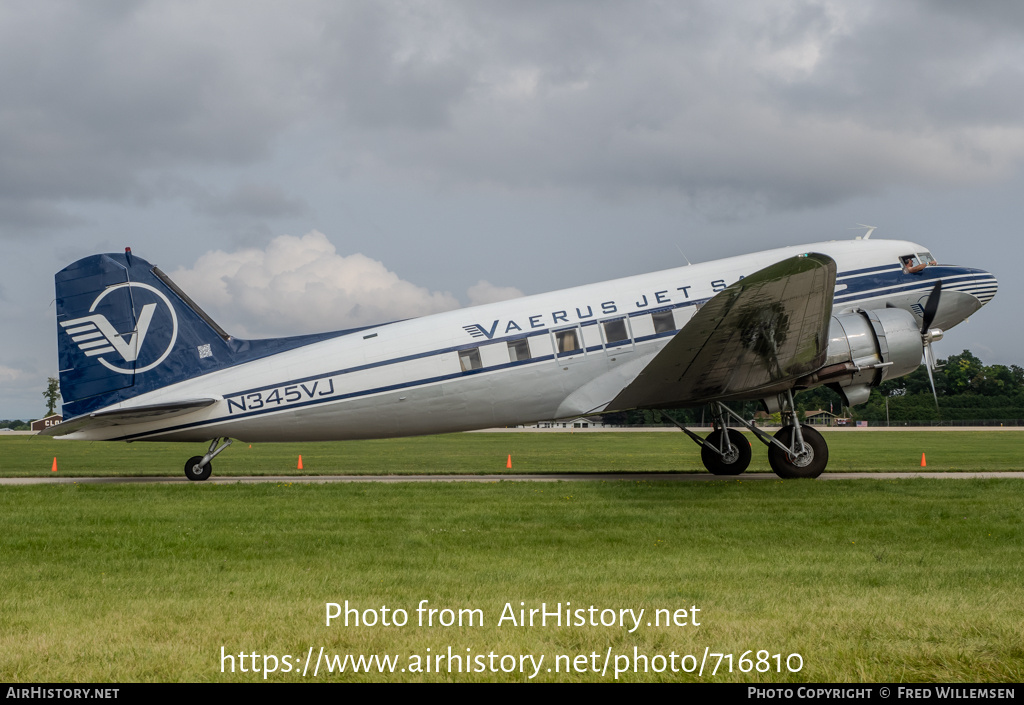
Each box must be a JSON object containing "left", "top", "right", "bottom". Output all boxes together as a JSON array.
[{"left": 2, "top": 0, "right": 1022, "bottom": 418}]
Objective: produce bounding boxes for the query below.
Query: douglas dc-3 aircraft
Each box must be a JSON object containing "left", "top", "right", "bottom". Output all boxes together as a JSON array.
[{"left": 47, "top": 237, "right": 996, "bottom": 480}]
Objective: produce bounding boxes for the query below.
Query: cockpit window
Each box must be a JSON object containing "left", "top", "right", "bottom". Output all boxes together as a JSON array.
[
  {"left": 918, "top": 252, "right": 936, "bottom": 266},
  {"left": 901, "top": 254, "right": 927, "bottom": 274}
]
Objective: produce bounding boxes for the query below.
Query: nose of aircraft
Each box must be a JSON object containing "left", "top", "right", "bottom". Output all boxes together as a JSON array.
[
  {"left": 923, "top": 266, "right": 997, "bottom": 332},
  {"left": 964, "top": 268, "right": 998, "bottom": 306},
  {"left": 940, "top": 266, "right": 998, "bottom": 307}
]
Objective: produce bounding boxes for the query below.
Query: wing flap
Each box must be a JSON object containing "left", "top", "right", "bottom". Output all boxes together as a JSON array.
[{"left": 608, "top": 253, "right": 836, "bottom": 410}]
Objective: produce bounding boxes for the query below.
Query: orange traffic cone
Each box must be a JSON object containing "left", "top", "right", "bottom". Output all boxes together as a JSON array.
[
  {"left": 51, "top": 457, "right": 58, "bottom": 473},
  {"left": 920, "top": 453, "right": 927, "bottom": 468},
  {"left": 506, "top": 454, "right": 512, "bottom": 469},
  {"left": 298, "top": 455, "right": 304, "bottom": 470}
]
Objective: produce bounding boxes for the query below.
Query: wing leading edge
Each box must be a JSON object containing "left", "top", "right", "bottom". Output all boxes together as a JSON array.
[{"left": 608, "top": 253, "right": 837, "bottom": 411}]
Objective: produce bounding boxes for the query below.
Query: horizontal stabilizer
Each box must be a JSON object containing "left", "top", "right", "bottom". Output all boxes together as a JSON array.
[
  {"left": 42, "top": 398, "right": 218, "bottom": 436},
  {"left": 608, "top": 253, "right": 836, "bottom": 410}
]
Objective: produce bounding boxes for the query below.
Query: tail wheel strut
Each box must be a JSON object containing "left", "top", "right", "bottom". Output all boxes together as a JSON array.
[{"left": 184, "top": 437, "right": 232, "bottom": 482}]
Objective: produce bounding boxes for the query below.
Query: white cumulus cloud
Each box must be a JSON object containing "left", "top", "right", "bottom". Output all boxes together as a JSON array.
[
  {"left": 169, "top": 231, "right": 462, "bottom": 337},
  {"left": 466, "top": 280, "right": 524, "bottom": 306},
  {"left": 0, "top": 364, "right": 28, "bottom": 383}
]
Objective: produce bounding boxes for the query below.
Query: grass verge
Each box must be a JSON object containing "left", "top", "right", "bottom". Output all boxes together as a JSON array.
[
  {"left": 1, "top": 479, "right": 1021, "bottom": 682},
  {"left": 1, "top": 430, "right": 1021, "bottom": 477}
]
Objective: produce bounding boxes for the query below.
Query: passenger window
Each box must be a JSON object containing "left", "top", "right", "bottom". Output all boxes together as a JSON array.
[
  {"left": 602, "top": 318, "right": 629, "bottom": 344},
  {"left": 651, "top": 310, "right": 675, "bottom": 334},
  {"left": 507, "top": 339, "right": 531, "bottom": 362},
  {"left": 459, "top": 348, "right": 482, "bottom": 371},
  {"left": 555, "top": 329, "right": 582, "bottom": 355}
]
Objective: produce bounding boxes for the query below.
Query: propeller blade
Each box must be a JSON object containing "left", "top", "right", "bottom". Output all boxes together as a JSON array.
[
  {"left": 920, "top": 280, "right": 942, "bottom": 334},
  {"left": 924, "top": 343, "right": 939, "bottom": 410}
]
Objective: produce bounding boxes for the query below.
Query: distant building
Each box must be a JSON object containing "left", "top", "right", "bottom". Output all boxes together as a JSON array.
[
  {"left": 525, "top": 417, "right": 614, "bottom": 429},
  {"left": 803, "top": 410, "right": 850, "bottom": 427},
  {"left": 31, "top": 415, "right": 63, "bottom": 432}
]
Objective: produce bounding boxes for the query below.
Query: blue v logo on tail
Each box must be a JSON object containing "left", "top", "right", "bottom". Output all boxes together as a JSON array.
[
  {"left": 59, "top": 282, "right": 179, "bottom": 375},
  {"left": 62, "top": 305, "right": 156, "bottom": 362}
]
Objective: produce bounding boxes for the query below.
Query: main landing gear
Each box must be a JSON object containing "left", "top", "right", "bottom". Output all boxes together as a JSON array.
[
  {"left": 184, "top": 437, "right": 232, "bottom": 481},
  {"left": 665, "top": 391, "right": 829, "bottom": 479},
  {"left": 700, "top": 428, "right": 751, "bottom": 475},
  {"left": 767, "top": 424, "right": 828, "bottom": 479}
]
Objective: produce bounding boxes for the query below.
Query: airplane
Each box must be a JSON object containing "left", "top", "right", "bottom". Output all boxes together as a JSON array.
[{"left": 46, "top": 237, "right": 997, "bottom": 480}]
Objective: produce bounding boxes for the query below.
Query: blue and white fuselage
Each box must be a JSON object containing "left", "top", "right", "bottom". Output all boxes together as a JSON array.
[{"left": 51, "top": 238, "right": 995, "bottom": 446}]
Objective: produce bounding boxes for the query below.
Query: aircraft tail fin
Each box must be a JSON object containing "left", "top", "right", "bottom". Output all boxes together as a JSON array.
[
  {"left": 55, "top": 250, "right": 346, "bottom": 420},
  {"left": 54, "top": 250, "right": 241, "bottom": 419}
]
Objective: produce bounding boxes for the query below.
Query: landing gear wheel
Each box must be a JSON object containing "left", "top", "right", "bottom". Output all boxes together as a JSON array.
[
  {"left": 184, "top": 456, "right": 212, "bottom": 482},
  {"left": 701, "top": 428, "right": 752, "bottom": 475},
  {"left": 768, "top": 425, "right": 828, "bottom": 479}
]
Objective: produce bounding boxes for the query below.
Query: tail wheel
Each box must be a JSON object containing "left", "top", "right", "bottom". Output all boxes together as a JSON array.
[
  {"left": 184, "top": 456, "right": 212, "bottom": 482},
  {"left": 701, "top": 428, "right": 752, "bottom": 475},
  {"left": 768, "top": 425, "right": 828, "bottom": 479}
]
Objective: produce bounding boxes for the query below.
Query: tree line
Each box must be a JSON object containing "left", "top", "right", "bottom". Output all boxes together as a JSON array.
[
  {"left": 602, "top": 350, "right": 1023, "bottom": 425},
  {"left": 849, "top": 350, "right": 1024, "bottom": 423}
]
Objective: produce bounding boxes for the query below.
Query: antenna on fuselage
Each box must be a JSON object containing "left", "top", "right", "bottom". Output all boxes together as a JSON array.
[
  {"left": 851, "top": 223, "right": 877, "bottom": 240},
  {"left": 674, "top": 243, "right": 693, "bottom": 266}
]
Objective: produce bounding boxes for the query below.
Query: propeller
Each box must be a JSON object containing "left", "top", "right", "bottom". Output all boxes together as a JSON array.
[
  {"left": 919, "top": 280, "right": 943, "bottom": 410},
  {"left": 920, "top": 280, "right": 941, "bottom": 333}
]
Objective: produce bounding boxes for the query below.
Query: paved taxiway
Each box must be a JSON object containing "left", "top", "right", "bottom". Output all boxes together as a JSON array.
[{"left": 3, "top": 472, "right": 1023, "bottom": 485}]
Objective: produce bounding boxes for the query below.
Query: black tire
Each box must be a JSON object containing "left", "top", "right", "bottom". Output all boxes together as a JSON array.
[
  {"left": 767, "top": 425, "right": 828, "bottom": 479},
  {"left": 701, "top": 428, "right": 752, "bottom": 475},
  {"left": 184, "top": 455, "right": 211, "bottom": 482}
]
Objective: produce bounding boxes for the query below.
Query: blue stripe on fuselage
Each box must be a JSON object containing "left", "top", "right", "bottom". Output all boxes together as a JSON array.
[
  {"left": 833, "top": 265, "right": 982, "bottom": 304},
  {"left": 99, "top": 263, "right": 990, "bottom": 441}
]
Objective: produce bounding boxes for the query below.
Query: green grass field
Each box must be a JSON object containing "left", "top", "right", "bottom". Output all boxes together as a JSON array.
[
  {"left": 1, "top": 430, "right": 1022, "bottom": 477},
  {"left": 1, "top": 432, "right": 1022, "bottom": 682}
]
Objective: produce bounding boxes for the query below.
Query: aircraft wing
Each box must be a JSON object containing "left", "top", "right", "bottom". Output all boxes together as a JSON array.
[
  {"left": 608, "top": 253, "right": 836, "bottom": 410},
  {"left": 41, "top": 398, "right": 219, "bottom": 436}
]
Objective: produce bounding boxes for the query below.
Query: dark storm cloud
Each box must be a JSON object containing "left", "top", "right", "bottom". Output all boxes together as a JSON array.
[
  {"left": 1, "top": 1, "right": 1023, "bottom": 229},
  {"left": 316, "top": 2, "right": 475, "bottom": 130},
  {"left": 311, "top": 1, "right": 1024, "bottom": 215},
  {"left": 194, "top": 183, "right": 310, "bottom": 219},
  {"left": 0, "top": 2, "right": 306, "bottom": 227},
  {"left": 0, "top": 199, "right": 86, "bottom": 231},
  {"left": 770, "top": 2, "right": 1024, "bottom": 130}
]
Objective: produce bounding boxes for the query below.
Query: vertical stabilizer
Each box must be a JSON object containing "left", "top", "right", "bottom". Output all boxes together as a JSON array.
[
  {"left": 55, "top": 251, "right": 352, "bottom": 420},
  {"left": 55, "top": 251, "right": 234, "bottom": 418}
]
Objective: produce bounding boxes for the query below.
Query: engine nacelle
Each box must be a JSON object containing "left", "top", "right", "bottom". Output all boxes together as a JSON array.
[{"left": 795, "top": 308, "right": 922, "bottom": 406}]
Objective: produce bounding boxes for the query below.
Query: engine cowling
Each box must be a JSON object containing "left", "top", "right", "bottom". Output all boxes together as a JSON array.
[{"left": 796, "top": 308, "right": 922, "bottom": 406}]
